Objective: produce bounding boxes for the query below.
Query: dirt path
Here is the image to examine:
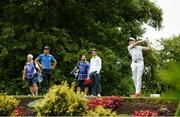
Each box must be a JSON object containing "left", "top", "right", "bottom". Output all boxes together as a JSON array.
[{"left": 17, "top": 98, "right": 37, "bottom": 116}]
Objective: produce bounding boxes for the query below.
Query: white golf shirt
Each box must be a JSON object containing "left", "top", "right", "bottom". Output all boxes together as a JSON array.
[
  {"left": 89, "top": 55, "right": 102, "bottom": 74},
  {"left": 127, "top": 45, "right": 146, "bottom": 61}
]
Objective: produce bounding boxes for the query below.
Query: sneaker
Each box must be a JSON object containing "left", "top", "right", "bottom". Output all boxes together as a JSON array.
[
  {"left": 28, "top": 94, "right": 32, "bottom": 96},
  {"left": 97, "top": 94, "right": 101, "bottom": 97},
  {"left": 90, "top": 95, "right": 94, "bottom": 97},
  {"left": 131, "top": 93, "right": 141, "bottom": 97},
  {"left": 136, "top": 93, "right": 141, "bottom": 97},
  {"left": 130, "top": 94, "right": 134, "bottom": 97}
]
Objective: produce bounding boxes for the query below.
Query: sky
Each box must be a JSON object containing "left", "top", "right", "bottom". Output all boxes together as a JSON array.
[{"left": 143, "top": 0, "right": 180, "bottom": 48}]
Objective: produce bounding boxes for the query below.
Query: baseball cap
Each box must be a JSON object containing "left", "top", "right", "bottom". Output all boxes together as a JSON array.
[{"left": 44, "top": 46, "right": 50, "bottom": 50}]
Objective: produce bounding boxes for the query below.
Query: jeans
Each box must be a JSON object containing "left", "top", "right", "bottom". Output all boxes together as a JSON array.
[{"left": 90, "top": 72, "right": 101, "bottom": 96}]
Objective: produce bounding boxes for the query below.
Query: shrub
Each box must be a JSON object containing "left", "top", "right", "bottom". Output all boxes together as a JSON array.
[
  {"left": 175, "top": 102, "right": 180, "bottom": 116},
  {"left": 86, "top": 106, "right": 117, "bottom": 116},
  {"left": 35, "top": 82, "right": 87, "bottom": 116},
  {"left": 87, "top": 96, "right": 123, "bottom": 111},
  {"left": 0, "top": 95, "right": 19, "bottom": 115}
]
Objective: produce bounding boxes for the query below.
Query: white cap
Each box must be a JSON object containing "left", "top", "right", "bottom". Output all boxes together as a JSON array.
[{"left": 129, "top": 37, "right": 136, "bottom": 41}]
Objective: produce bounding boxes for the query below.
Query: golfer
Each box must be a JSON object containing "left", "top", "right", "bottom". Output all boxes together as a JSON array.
[{"left": 128, "top": 37, "right": 151, "bottom": 97}]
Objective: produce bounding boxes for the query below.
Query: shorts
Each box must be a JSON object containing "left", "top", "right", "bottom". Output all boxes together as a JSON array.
[
  {"left": 77, "top": 80, "right": 90, "bottom": 88},
  {"left": 77, "top": 80, "right": 84, "bottom": 88},
  {"left": 28, "top": 77, "right": 37, "bottom": 86}
]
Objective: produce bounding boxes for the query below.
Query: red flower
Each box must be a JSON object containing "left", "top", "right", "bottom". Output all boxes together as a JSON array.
[
  {"left": 133, "top": 110, "right": 157, "bottom": 117},
  {"left": 87, "top": 96, "right": 123, "bottom": 110},
  {"left": 13, "top": 107, "right": 26, "bottom": 116}
]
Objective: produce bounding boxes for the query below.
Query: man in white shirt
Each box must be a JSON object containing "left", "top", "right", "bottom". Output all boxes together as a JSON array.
[
  {"left": 88, "top": 48, "right": 102, "bottom": 97},
  {"left": 127, "top": 37, "right": 151, "bottom": 97}
]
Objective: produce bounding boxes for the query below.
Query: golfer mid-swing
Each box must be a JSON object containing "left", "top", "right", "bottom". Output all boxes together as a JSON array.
[{"left": 127, "top": 37, "right": 151, "bottom": 97}]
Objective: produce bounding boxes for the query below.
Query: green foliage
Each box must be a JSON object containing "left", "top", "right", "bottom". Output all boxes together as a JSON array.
[
  {"left": 0, "top": 95, "right": 20, "bottom": 115},
  {"left": 27, "top": 99, "right": 42, "bottom": 109},
  {"left": 158, "top": 35, "right": 180, "bottom": 68},
  {"left": 35, "top": 82, "right": 87, "bottom": 116},
  {"left": 151, "top": 35, "right": 180, "bottom": 95},
  {"left": 158, "top": 35, "right": 180, "bottom": 93},
  {"left": 158, "top": 62, "right": 180, "bottom": 115},
  {"left": 159, "top": 63, "right": 180, "bottom": 93},
  {"left": 142, "top": 50, "right": 163, "bottom": 95},
  {"left": 86, "top": 106, "right": 117, "bottom": 116},
  {"left": 0, "top": 0, "right": 163, "bottom": 95},
  {"left": 100, "top": 48, "right": 133, "bottom": 96},
  {"left": 175, "top": 102, "right": 180, "bottom": 116}
]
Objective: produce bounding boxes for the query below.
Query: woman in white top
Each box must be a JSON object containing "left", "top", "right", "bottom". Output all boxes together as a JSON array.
[{"left": 22, "top": 54, "right": 40, "bottom": 96}]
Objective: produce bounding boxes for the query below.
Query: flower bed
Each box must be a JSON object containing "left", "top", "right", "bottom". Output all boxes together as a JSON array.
[
  {"left": 87, "top": 96, "right": 179, "bottom": 116},
  {"left": 1, "top": 95, "right": 179, "bottom": 116},
  {"left": 87, "top": 96, "right": 123, "bottom": 110},
  {"left": 115, "top": 98, "right": 179, "bottom": 116}
]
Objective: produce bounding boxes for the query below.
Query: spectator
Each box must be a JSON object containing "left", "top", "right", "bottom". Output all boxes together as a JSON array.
[
  {"left": 22, "top": 54, "right": 40, "bottom": 96},
  {"left": 35, "top": 46, "right": 57, "bottom": 92}
]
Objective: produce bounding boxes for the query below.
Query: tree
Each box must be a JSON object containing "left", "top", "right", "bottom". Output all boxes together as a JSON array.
[
  {"left": 158, "top": 35, "right": 180, "bottom": 68},
  {"left": 0, "top": 0, "right": 162, "bottom": 95},
  {"left": 149, "top": 35, "right": 180, "bottom": 95}
]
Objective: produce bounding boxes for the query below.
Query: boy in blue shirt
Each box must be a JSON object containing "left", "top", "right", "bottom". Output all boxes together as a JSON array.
[{"left": 35, "top": 46, "right": 57, "bottom": 91}]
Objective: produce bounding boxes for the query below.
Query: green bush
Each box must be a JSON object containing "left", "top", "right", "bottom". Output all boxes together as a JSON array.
[
  {"left": 159, "top": 62, "right": 180, "bottom": 97},
  {"left": 86, "top": 106, "right": 117, "bottom": 116},
  {"left": 175, "top": 102, "right": 180, "bottom": 116},
  {"left": 0, "top": 95, "right": 20, "bottom": 115},
  {"left": 35, "top": 82, "right": 87, "bottom": 116}
]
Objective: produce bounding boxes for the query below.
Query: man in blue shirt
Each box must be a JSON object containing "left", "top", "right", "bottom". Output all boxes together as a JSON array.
[{"left": 35, "top": 46, "right": 57, "bottom": 91}]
